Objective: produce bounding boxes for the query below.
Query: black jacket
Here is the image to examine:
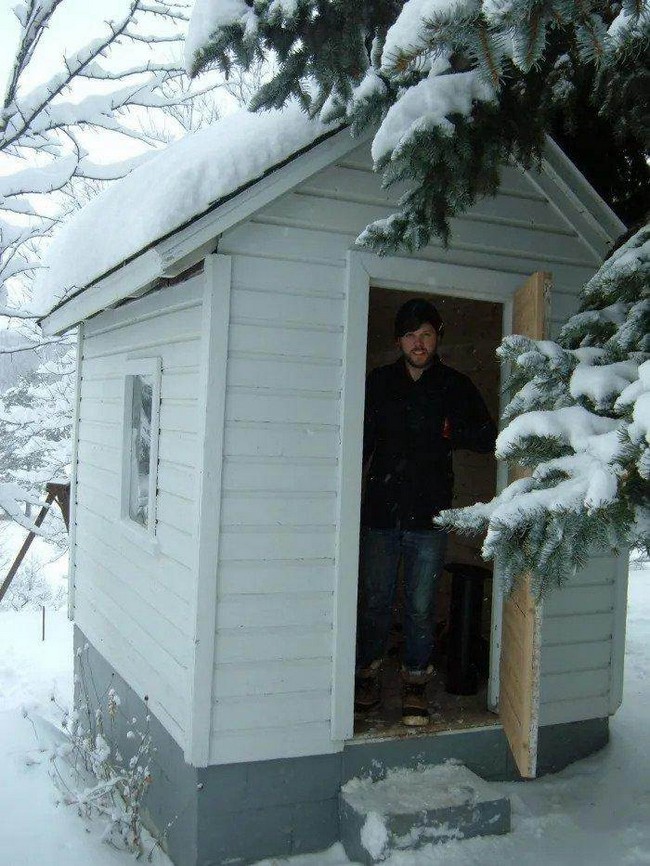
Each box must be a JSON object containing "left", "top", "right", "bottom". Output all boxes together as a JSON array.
[{"left": 362, "top": 356, "right": 497, "bottom": 530}]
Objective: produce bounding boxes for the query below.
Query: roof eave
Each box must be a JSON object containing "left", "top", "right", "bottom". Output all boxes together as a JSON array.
[
  {"left": 40, "top": 128, "right": 626, "bottom": 337},
  {"left": 40, "top": 123, "right": 367, "bottom": 336}
]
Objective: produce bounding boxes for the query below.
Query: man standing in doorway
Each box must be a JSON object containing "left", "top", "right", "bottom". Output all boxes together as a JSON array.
[{"left": 355, "top": 298, "right": 497, "bottom": 726}]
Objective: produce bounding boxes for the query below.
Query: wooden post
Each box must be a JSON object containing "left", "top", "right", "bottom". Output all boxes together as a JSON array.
[
  {"left": 0, "top": 481, "right": 71, "bottom": 605},
  {"left": 42, "top": 605, "right": 45, "bottom": 641},
  {"left": 46, "top": 482, "right": 71, "bottom": 532},
  {"left": 0, "top": 490, "right": 57, "bottom": 605}
]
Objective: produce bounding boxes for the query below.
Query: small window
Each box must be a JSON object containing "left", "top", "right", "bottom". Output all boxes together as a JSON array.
[{"left": 121, "top": 359, "right": 161, "bottom": 537}]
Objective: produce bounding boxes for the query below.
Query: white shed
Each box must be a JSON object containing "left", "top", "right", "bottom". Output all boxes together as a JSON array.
[{"left": 39, "top": 106, "right": 628, "bottom": 866}]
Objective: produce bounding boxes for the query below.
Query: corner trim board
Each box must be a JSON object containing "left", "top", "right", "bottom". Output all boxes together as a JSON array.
[
  {"left": 67, "top": 323, "right": 84, "bottom": 620},
  {"left": 609, "top": 550, "right": 630, "bottom": 714},
  {"left": 187, "top": 254, "right": 232, "bottom": 765}
]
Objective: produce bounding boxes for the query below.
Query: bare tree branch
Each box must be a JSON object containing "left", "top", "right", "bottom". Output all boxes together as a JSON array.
[
  {"left": 0, "top": 305, "right": 40, "bottom": 320},
  {"left": 0, "top": 335, "right": 62, "bottom": 352},
  {"left": 0, "top": 0, "right": 199, "bottom": 302}
]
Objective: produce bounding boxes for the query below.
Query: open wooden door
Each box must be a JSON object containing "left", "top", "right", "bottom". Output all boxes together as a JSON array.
[{"left": 499, "top": 271, "right": 551, "bottom": 779}]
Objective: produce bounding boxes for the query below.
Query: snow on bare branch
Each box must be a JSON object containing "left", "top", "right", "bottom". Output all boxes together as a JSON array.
[{"left": 0, "top": 0, "right": 193, "bottom": 301}]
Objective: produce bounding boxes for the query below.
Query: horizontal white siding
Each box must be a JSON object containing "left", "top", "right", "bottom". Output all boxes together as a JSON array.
[
  {"left": 209, "top": 140, "right": 618, "bottom": 762},
  {"left": 73, "top": 275, "right": 205, "bottom": 748},
  {"left": 207, "top": 249, "right": 344, "bottom": 764},
  {"left": 205, "top": 138, "right": 608, "bottom": 763},
  {"left": 539, "top": 553, "right": 623, "bottom": 725}
]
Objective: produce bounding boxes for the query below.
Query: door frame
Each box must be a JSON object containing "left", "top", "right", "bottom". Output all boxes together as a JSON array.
[{"left": 331, "top": 250, "right": 525, "bottom": 741}]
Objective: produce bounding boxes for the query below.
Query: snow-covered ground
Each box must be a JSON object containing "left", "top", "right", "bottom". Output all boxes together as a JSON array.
[{"left": 1, "top": 558, "right": 649, "bottom": 866}]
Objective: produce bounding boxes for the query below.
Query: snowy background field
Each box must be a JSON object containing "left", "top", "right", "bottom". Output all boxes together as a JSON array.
[{"left": 1, "top": 543, "right": 649, "bottom": 866}]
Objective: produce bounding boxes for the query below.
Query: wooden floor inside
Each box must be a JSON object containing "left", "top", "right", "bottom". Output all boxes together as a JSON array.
[{"left": 353, "top": 656, "right": 499, "bottom": 740}]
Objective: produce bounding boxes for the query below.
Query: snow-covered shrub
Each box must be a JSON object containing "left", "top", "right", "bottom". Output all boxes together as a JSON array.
[
  {"left": 2, "top": 552, "right": 66, "bottom": 611},
  {"left": 49, "top": 644, "right": 158, "bottom": 857}
]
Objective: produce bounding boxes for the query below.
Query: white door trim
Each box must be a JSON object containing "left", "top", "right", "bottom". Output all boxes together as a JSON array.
[
  {"left": 332, "top": 250, "right": 515, "bottom": 740},
  {"left": 609, "top": 549, "right": 630, "bottom": 713},
  {"left": 331, "top": 253, "right": 370, "bottom": 741}
]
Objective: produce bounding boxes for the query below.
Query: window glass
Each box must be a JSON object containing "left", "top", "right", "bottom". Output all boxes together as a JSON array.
[{"left": 128, "top": 374, "right": 153, "bottom": 526}]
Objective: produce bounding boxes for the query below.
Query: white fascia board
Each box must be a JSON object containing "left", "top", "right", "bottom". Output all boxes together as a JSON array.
[
  {"left": 66, "top": 323, "right": 84, "bottom": 621},
  {"left": 155, "top": 125, "right": 369, "bottom": 276},
  {"left": 530, "top": 136, "right": 626, "bottom": 261},
  {"left": 40, "top": 248, "right": 165, "bottom": 336}
]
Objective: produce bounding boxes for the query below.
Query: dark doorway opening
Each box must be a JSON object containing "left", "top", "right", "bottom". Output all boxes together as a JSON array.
[{"left": 354, "top": 286, "right": 503, "bottom": 740}]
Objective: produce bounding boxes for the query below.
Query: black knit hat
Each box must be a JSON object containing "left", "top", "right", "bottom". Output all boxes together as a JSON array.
[{"left": 394, "top": 298, "right": 445, "bottom": 339}]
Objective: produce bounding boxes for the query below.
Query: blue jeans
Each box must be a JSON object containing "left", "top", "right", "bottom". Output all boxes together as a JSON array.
[{"left": 356, "top": 528, "right": 447, "bottom": 674}]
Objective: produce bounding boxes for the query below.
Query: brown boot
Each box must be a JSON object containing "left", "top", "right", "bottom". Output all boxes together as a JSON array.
[
  {"left": 401, "top": 668, "right": 432, "bottom": 726},
  {"left": 354, "top": 660, "right": 382, "bottom": 713}
]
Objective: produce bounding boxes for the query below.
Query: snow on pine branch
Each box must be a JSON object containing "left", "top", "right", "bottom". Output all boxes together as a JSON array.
[
  {"left": 438, "top": 225, "right": 649, "bottom": 595},
  {"left": 628, "top": 359, "right": 650, "bottom": 466},
  {"left": 443, "top": 459, "right": 622, "bottom": 594},
  {"left": 380, "top": 0, "right": 478, "bottom": 75},
  {"left": 497, "top": 405, "right": 621, "bottom": 463},
  {"left": 570, "top": 361, "right": 639, "bottom": 408},
  {"left": 185, "top": 0, "right": 258, "bottom": 72},
  {"left": 498, "top": 335, "right": 642, "bottom": 421},
  {"left": 186, "top": 0, "right": 647, "bottom": 255},
  {"left": 579, "top": 227, "right": 650, "bottom": 309},
  {"left": 371, "top": 66, "right": 496, "bottom": 164}
]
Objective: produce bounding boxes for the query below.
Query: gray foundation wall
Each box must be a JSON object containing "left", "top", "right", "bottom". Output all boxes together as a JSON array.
[
  {"left": 76, "top": 628, "right": 609, "bottom": 866},
  {"left": 74, "top": 628, "right": 200, "bottom": 866}
]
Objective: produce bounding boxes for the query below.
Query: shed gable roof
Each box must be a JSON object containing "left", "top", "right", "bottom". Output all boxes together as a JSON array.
[{"left": 39, "top": 108, "right": 625, "bottom": 336}]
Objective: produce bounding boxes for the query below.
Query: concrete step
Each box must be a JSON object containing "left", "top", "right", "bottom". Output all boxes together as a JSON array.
[{"left": 340, "top": 761, "right": 510, "bottom": 864}]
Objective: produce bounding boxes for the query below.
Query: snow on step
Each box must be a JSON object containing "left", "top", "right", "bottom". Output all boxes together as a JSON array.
[{"left": 340, "top": 761, "right": 510, "bottom": 864}]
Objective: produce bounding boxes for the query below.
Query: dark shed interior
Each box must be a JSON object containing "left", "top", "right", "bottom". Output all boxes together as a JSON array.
[{"left": 354, "top": 286, "right": 503, "bottom": 739}]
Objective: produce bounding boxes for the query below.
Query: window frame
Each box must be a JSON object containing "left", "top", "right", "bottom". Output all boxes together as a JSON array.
[{"left": 120, "top": 357, "right": 162, "bottom": 545}]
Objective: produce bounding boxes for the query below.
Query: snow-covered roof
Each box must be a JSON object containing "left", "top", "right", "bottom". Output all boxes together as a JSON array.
[
  {"left": 35, "top": 104, "right": 337, "bottom": 316},
  {"left": 36, "top": 98, "right": 625, "bottom": 333}
]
